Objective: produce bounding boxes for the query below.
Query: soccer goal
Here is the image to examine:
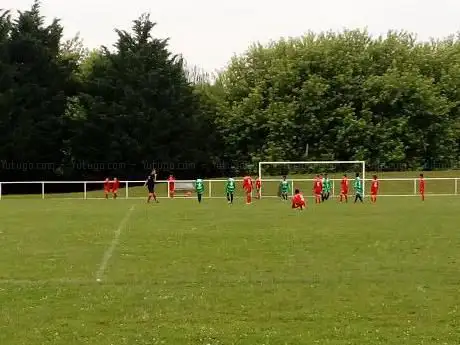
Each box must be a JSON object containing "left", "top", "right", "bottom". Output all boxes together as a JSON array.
[{"left": 258, "top": 161, "right": 366, "bottom": 198}]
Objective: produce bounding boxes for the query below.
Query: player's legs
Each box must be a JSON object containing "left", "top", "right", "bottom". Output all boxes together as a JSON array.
[
  {"left": 227, "top": 192, "right": 233, "bottom": 203},
  {"left": 113, "top": 190, "right": 118, "bottom": 199},
  {"left": 316, "top": 193, "right": 321, "bottom": 204},
  {"left": 197, "top": 193, "right": 202, "bottom": 203},
  {"left": 246, "top": 190, "right": 252, "bottom": 204},
  {"left": 354, "top": 193, "right": 363, "bottom": 203},
  {"left": 169, "top": 189, "right": 175, "bottom": 198},
  {"left": 420, "top": 191, "right": 425, "bottom": 201}
]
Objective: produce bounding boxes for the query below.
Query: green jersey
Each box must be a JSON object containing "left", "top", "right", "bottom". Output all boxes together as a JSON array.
[
  {"left": 323, "top": 178, "right": 332, "bottom": 192},
  {"left": 354, "top": 177, "right": 363, "bottom": 194},
  {"left": 226, "top": 178, "right": 236, "bottom": 193},
  {"left": 280, "top": 180, "right": 290, "bottom": 193},
  {"left": 195, "top": 179, "right": 204, "bottom": 194}
]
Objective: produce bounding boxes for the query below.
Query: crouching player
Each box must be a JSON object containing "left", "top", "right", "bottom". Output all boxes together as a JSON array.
[
  {"left": 292, "top": 189, "right": 306, "bottom": 210},
  {"left": 195, "top": 178, "right": 204, "bottom": 203}
]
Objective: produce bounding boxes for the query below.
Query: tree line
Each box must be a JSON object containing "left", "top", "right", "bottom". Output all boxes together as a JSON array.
[{"left": 1, "top": 1, "right": 459, "bottom": 182}]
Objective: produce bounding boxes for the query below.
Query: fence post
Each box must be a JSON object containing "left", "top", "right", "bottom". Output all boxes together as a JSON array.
[
  {"left": 291, "top": 180, "right": 294, "bottom": 196},
  {"left": 0, "top": 182, "right": 2, "bottom": 200},
  {"left": 83, "top": 182, "right": 87, "bottom": 199},
  {"left": 413, "top": 179, "right": 417, "bottom": 195},
  {"left": 455, "top": 178, "right": 458, "bottom": 195},
  {"left": 332, "top": 180, "right": 335, "bottom": 196},
  {"left": 125, "top": 181, "right": 129, "bottom": 199},
  {"left": 208, "top": 180, "right": 212, "bottom": 198},
  {"left": 41, "top": 182, "right": 45, "bottom": 199}
]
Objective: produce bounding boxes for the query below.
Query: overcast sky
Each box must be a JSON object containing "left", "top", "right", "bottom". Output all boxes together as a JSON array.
[{"left": 3, "top": 0, "right": 460, "bottom": 73}]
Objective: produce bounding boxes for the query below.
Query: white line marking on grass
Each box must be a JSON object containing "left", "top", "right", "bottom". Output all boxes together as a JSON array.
[
  {"left": 0, "top": 278, "right": 90, "bottom": 285},
  {"left": 95, "top": 204, "right": 135, "bottom": 282}
]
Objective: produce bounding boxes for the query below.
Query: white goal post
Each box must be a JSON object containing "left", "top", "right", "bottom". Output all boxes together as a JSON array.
[{"left": 258, "top": 160, "right": 366, "bottom": 197}]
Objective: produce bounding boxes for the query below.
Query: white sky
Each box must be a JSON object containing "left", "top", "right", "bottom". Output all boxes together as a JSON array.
[{"left": 3, "top": 0, "right": 460, "bottom": 73}]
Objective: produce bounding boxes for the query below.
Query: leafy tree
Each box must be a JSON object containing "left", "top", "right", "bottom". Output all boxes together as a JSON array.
[
  {"left": 0, "top": 1, "right": 77, "bottom": 180},
  {"left": 69, "top": 14, "right": 207, "bottom": 178}
]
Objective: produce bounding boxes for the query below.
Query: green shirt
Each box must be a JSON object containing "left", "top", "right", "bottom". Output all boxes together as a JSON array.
[
  {"left": 354, "top": 177, "right": 363, "bottom": 194},
  {"left": 280, "top": 180, "right": 290, "bottom": 193},
  {"left": 323, "top": 178, "right": 332, "bottom": 192},
  {"left": 195, "top": 179, "right": 204, "bottom": 194},
  {"left": 226, "top": 178, "right": 235, "bottom": 193}
]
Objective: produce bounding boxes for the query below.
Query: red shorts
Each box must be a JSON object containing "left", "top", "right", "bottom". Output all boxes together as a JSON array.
[
  {"left": 420, "top": 189, "right": 425, "bottom": 194},
  {"left": 341, "top": 189, "right": 348, "bottom": 195},
  {"left": 314, "top": 190, "right": 322, "bottom": 195},
  {"left": 292, "top": 201, "right": 305, "bottom": 208},
  {"left": 104, "top": 189, "right": 110, "bottom": 194},
  {"left": 371, "top": 189, "right": 377, "bottom": 195},
  {"left": 245, "top": 188, "right": 252, "bottom": 193},
  {"left": 112, "top": 189, "right": 118, "bottom": 194}
]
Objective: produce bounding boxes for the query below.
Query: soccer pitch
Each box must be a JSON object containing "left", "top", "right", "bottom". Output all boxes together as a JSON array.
[{"left": 1, "top": 197, "right": 460, "bottom": 344}]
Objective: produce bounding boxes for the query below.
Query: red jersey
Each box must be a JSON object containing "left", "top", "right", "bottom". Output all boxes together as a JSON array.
[
  {"left": 243, "top": 176, "right": 253, "bottom": 191},
  {"left": 370, "top": 179, "right": 379, "bottom": 193},
  {"left": 168, "top": 176, "right": 175, "bottom": 190},
  {"left": 104, "top": 179, "right": 111, "bottom": 191},
  {"left": 419, "top": 178, "right": 425, "bottom": 192},
  {"left": 341, "top": 177, "right": 349, "bottom": 192},
  {"left": 255, "top": 178, "right": 261, "bottom": 189},
  {"left": 292, "top": 193, "right": 306, "bottom": 208},
  {"left": 313, "top": 178, "right": 322, "bottom": 194},
  {"left": 112, "top": 179, "right": 120, "bottom": 191}
]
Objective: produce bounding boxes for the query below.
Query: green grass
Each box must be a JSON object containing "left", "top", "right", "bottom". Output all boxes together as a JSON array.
[{"left": 1, "top": 196, "right": 460, "bottom": 344}]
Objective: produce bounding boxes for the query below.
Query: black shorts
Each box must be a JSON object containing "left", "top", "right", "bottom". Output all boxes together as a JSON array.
[{"left": 148, "top": 186, "right": 154, "bottom": 193}]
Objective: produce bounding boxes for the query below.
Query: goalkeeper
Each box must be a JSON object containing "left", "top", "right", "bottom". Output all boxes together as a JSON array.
[
  {"left": 322, "top": 174, "right": 332, "bottom": 201},
  {"left": 279, "top": 176, "right": 290, "bottom": 200},
  {"left": 225, "top": 177, "right": 236, "bottom": 204},
  {"left": 195, "top": 178, "right": 204, "bottom": 203}
]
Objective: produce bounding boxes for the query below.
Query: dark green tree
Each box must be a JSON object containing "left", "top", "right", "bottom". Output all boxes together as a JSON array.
[
  {"left": 0, "top": 1, "right": 77, "bottom": 180},
  {"left": 70, "top": 14, "right": 207, "bottom": 178}
]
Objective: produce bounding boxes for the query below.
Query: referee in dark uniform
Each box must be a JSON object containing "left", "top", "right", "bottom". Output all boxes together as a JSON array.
[{"left": 145, "top": 169, "right": 159, "bottom": 203}]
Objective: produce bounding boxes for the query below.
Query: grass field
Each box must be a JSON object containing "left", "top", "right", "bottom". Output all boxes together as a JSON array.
[{"left": 1, "top": 195, "right": 460, "bottom": 344}]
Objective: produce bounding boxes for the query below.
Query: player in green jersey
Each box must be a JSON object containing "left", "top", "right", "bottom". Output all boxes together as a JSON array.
[
  {"left": 279, "top": 176, "right": 290, "bottom": 200},
  {"left": 225, "top": 177, "right": 236, "bottom": 204},
  {"left": 354, "top": 172, "right": 363, "bottom": 203},
  {"left": 322, "top": 174, "right": 332, "bottom": 201},
  {"left": 195, "top": 178, "right": 204, "bottom": 203}
]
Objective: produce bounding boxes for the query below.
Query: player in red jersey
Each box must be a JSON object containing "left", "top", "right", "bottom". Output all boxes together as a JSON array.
[
  {"left": 255, "top": 177, "right": 262, "bottom": 199},
  {"left": 340, "top": 174, "right": 349, "bottom": 202},
  {"left": 419, "top": 173, "right": 425, "bottom": 201},
  {"left": 168, "top": 174, "right": 175, "bottom": 198},
  {"left": 370, "top": 175, "right": 379, "bottom": 203},
  {"left": 292, "top": 189, "right": 306, "bottom": 210},
  {"left": 243, "top": 175, "right": 253, "bottom": 204},
  {"left": 313, "top": 174, "right": 323, "bottom": 204},
  {"left": 104, "top": 178, "right": 111, "bottom": 199},
  {"left": 112, "top": 177, "right": 120, "bottom": 199}
]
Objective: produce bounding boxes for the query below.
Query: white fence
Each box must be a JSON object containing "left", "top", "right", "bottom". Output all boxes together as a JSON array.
[{"left": 0, "top": 178, "right": 458, "bottom": 200}]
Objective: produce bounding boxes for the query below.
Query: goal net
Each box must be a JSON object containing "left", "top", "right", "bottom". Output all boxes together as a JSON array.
[{"left": 258, "top": 161, "right": 366, "bottom": 198}]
